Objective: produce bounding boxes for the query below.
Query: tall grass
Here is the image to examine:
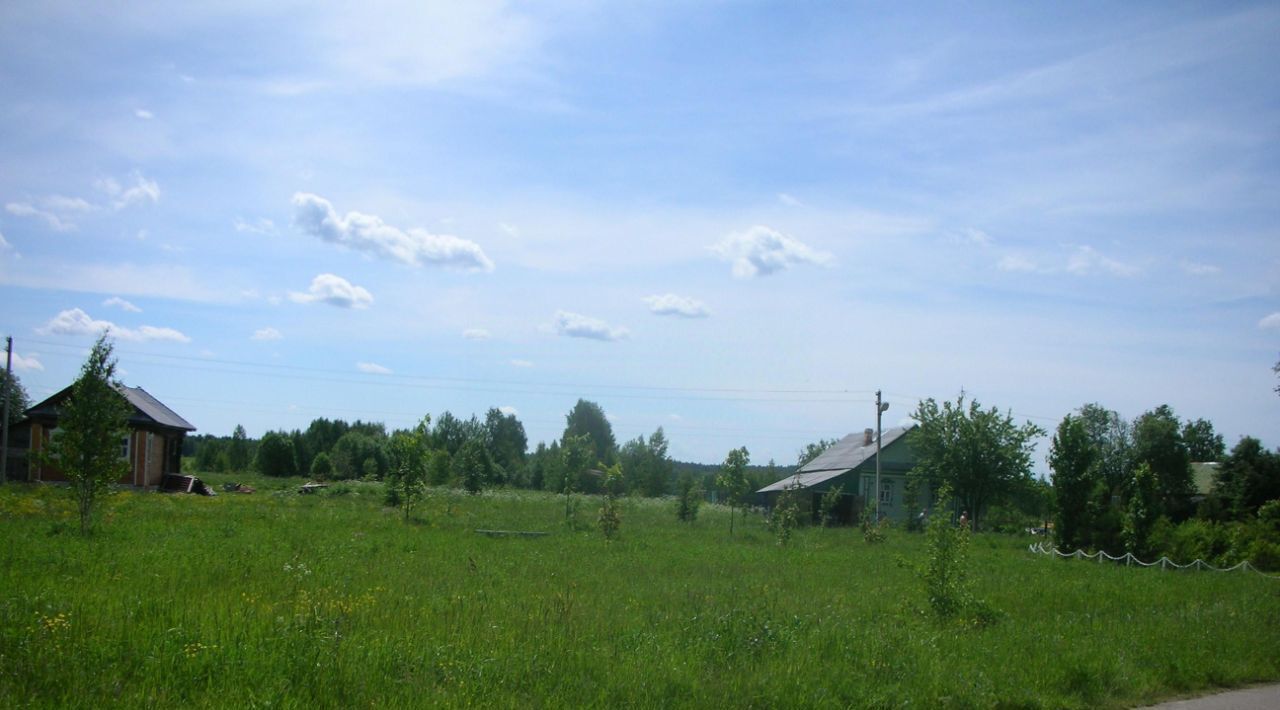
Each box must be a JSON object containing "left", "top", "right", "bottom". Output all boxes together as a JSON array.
[{"left": 1, "top": 478, "right": 1277, "bottom": 708}]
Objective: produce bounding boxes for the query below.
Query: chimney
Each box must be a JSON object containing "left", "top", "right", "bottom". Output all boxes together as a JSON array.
[{"left": 864, "top": 428, "right": 874, "bottom": 446}]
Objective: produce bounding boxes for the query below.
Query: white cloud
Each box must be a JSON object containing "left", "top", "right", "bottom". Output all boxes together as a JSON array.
[
  {"left": 463, "top": 328, "right": 491, "bottom": 340},
  {"left": 135, "top": 109, "right": 154, "bottom": 120},
  {"left": 951, "top": 228, "right": 993, "bottom": 247},
  {"left": 102, "top": 296, "right": 142, "bottom": 313},
  {"left": 552, "top": 310, "right": 629, "bottom": 341},
  {"left": 292, "top": 193, "right": 494, "bottom": 272},
  {"left": 1066, "top": 245, "right": 1139, "bottom": 277},
  {"left": 510, "top": 359, "right": 534, "bottom": 368},
  {"left": 1258, "top": 313, "right": 1280, "bottom": 330},
  {"left": 712, "top": 225, "right": 833, "bottom": 278},
  {"left": 234, "top": 217, "right": 276, "bottom": 235},
  {"left": 12, "top": 352, "right": 43, "bottom": 371},
  {"left": 36, "top": 308, "right": 191, "bottom": 343},
  {"left": 1181, "top": 260, "right": 1221, "bottom": 276},
  {"left": 5, "top": 202, "right": 76, "bottom": 231},
  {"left": 498, "top": 405, "right": 519, "bottom": 416},
  {"left": 289, "top": 273, "right": 374, "bottom": 309},
  {"left": 251, "top": 327, "right": 283, "bottom": 341},
  {"left": 644, "top": 293, "right": 711, "bottom": 318},
  {"left": 356, "top": 361, "right": 393, "bottom": 375},
  {"left": 778, "top": 193, "right": 804, "bottom": 207},
  {"left": 0, "top": 232, "right": 9, "bottom": 251},
  {"left": 498, "top": 222, "right": 520, "bottom": 237},
  {"left": 95, "top": 172, "right": 160, "bottom": 210},
  {"left": 997, "top": 255, "right": 1039, "bottom": 273}
]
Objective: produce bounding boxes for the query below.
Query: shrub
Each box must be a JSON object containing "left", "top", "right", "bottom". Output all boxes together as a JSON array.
[
  {"left": 675, "top": 474, "right": 701, "bottom": 523},
  {"left": 861, "top": 503, "right": 886, "bottom": 544},
  {"left": 770, "top": 485, "right": 801, "bottom": 546}
]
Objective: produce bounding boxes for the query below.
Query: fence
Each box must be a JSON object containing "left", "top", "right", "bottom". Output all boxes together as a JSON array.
[{"left": 1027, "top": 542, "right": 1280, "bottom": 580}]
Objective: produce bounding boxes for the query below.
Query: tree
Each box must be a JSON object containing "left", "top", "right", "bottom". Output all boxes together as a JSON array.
[
  {"left": 1049, "top": 414, "right": 1097, "bottom": 550},
  {"left": 38, "top": 335, "right": 132, "bottom": 534},
  {"left": 227, "top": 424, "right": 250, "bottom": 473},
  {"left": 483, "top": 408, "right": 527, "bottom": 479},
  {"left": 909, "top": 393, "right": 1045, "bottom": 531},
  {"left": 1075, "top": 403, "right": 1132, "bottom": 494},
  {"left": 1212, "top": 437, "right": 1280, "bottom": 520},
  {"left": 560, "top": 433, "right": 593, "bottom": 523},
  {"left": 330, "top": 431, "right": 388, "bottom": 480},
  {"left": 1123, "top": 463, "right": 1161, "bottom": 557},
  {"left": 563, "top": 399, "right": 616, "bottom": 467},
  {"left": 454, "top": 438, "right": 492, "bottom": 494},
  {"left": 598, "top": 463, "right": 623, "bottom": 540},
  {"left": 254, "top": 431, "right": 297, "bottom": 476},
  {"left": 386, "top": 421, "right": 429, "bottom": 517},
  {"left": 716, "top": 446, "right": 751, "bottom": 537},
  {"left": 432, "top": 411, "right": 479, "bottom": 457},
  {"left": 1182, "top": 418, "right": 1225, "bottom": 462},
  {"left": 309, "top": 452, "right": 333, "bottom": 479},
  {"left": 797, "top": 438, "right": 838, "bottom": 467},
  {"left": 1, "top": 368, "right": 30, "bottom": 427},
  {"left": 675, "top": 473, "right": 702, "bottom": 522},
  {"left": 1132, "top": 405, "right": 1193, "bottom": 521},
  {"left": 620, "top": 427, "right": 674, "bottom": 497}
]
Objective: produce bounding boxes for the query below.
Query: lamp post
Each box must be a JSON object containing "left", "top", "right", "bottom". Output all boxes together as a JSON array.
[{"left": 874, "top": 390, "right": 889, "bottom": 521}]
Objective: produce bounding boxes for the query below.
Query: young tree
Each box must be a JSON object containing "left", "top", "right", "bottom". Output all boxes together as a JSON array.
[
  {"left": 819, "top": 484, "right": 844, "bottom": 527},
  {"left": 560, "top": 433, "right": 593, "bottom": 524},
  {"left": 716, "top": 446, "right": 751, "bottom": 536},
  {"left": 1123, "top": 463, "right": 1161, "bottom": 557},
  {"left": 909, "top": 393, "right": 1045, "bottom": 531},
  {"left": 38, "top": 335, "right": 133, "bottom": 534},
  {"left": 598, "top": 463, "right": 624, "bottom": 540},
  {"left": 454, "top": 438, "right": 491, "bottom": 494},
  {"left": 675, "top": 472, "right": 702, "bottom": 522},
  {"left": 386, "top": 420, "right": 429, "bottom": 517},
  {"left": 1049, "top": 414, "right": 1098, "bottom": 550},
  {"left": 483, "top": 407, "right": 527, "bottom": 477},
  {"left": 797, "top": 438, "right": 838, "bottom": 467},
  {"left": 563, "top": 399, "right": 616, "bottom": 466},
  {"left": 227, "top": 424, "right": 251, "bottom": 473},
  {"left": 309, "top": 451, "right": 333, "bottom": 479}
]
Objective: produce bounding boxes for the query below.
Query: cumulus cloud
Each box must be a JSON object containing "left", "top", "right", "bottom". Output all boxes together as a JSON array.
[
  {"left": 712, "top": 225, "right": 833, "bottom": 278},
  {"left": 463, "top": 328, "right": 491, "bottom": 340},
  {"left": 36, "top": 308, "right": 191, "bottom": 343},
  {"left": 356, "top": 361, "right": 393, "bottom": 375},
  {"left": 552, "top": 310, "right": 629, "bottom": 341},
  {"left": 644, "top": 293, "right": 711, "bottom": 318},
  {"left": 12, "top": 352, "right": 43, "bottom": 371},
  {"left": 1258, "top": 313, "right": 1280, "bottom": 330},
  {"left": 96, "top": 172, "right": 160, "bottom": 210},
  {"left": 1066, "top": 246, "right": 1138, "bottom": 277},
  {"left": 1181, "top": 260, "right": 1221, "bottom": 276},
  {"left": 102, "top": 296, "right": 142, "bottom": 313},
  {"left": 288, "top": 273, "right": 374, "bottom": 309},
  {"left": 135, "top": 109, "right": 154, "bottom": 120},
  {"left": 292, "top": 193, "right": 494, "bottom": 272},
  {"left": 510, "top": 359, "right": 534, "bottom": 368},
  {"left": 498, "top": 405, "right": 519, "bottom": 416},
  {"left": 251, "top": 327, "right": 283, "bottom": 341}
]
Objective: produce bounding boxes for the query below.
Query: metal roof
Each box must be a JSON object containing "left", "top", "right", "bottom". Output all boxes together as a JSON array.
[
  {"left": 756, "top": 425, "right": 915, "bottom": 493},
  {"left": 121, "top": 386, "right": 196, "bottom": 432}
]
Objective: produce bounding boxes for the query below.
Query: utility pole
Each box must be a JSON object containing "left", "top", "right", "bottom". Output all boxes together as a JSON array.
[
  {"left": 1, "top": 336, "right": 11, "bottom": 484},
  {"left": 874, "top": 390, "right": 889, "bottom": 521}
]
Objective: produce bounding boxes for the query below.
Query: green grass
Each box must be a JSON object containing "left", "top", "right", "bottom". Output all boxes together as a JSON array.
[{"left": 1, "top": 477, "right": 1278, "bottom": 708}]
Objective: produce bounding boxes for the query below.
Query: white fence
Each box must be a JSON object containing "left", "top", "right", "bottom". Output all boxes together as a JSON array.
[{"left": 1027, "top": 542, "right": 1280, "bottom": 580}]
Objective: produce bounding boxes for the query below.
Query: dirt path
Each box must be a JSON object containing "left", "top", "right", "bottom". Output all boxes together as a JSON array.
[{"left": 1140, "top": 683, "right": 1280, "bottom": 709}]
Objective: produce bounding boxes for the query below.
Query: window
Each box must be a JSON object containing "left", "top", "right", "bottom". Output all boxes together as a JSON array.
[
  {"left": 880, "top": 481, "right": 893, "bottom": 506},
  {"left": 120, "top": 434, "right": 131, "bottom": 461}
]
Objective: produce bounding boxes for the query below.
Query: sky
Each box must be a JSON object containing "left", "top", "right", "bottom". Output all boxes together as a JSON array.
[{"left": 1, "top": 1, "right": 1277, "bottom": 468}]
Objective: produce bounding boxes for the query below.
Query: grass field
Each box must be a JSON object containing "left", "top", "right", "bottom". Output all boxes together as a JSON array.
[{"left": 2, "top": 477, "right": 1278, "bottom": 708}]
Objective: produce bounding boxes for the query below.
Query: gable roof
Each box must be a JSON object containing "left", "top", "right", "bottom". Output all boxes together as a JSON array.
[
  {"left": 757, "top": 425, "right": 915, "bottom": 493},
  {"left": 24, "top": 384, "right": 196, "bottom": 433}
]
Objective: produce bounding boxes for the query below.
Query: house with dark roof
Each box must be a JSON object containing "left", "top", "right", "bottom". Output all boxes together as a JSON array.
[
  {"left": 756, "top": 425, "right": 929, "bottom": 524},
  {"left": 18, "top": 385, "right": 196, "bottom": 487}
]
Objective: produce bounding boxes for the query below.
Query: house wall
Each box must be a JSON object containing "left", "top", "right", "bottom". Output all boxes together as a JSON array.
[{"left": 28, "top": 422, "right": 157, "bottom": 486}]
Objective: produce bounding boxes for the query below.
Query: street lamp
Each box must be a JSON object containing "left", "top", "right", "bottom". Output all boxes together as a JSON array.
[{"left": 875, "top": 390, "right": 889, "bottom": 522}]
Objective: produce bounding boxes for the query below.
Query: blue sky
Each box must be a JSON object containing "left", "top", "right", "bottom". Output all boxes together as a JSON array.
[{"left": 2, "top": 1, "right": 1277, "bottom": 466}]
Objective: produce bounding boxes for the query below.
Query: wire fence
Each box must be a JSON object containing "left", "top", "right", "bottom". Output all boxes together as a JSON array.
[{"left": 1027, "top": 542, "right": 1280, "bottom": 580}]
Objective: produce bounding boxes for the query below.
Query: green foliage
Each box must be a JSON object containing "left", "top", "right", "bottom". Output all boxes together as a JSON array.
[
  {"left": 796, "top": 438, "right": 837, "bottom": 467},
  {"left": 254, "top": 431, "right": 297, "bottom": 477},
  {"left": 1182, "top": 418, "right": 1225, "bottom": 462},
  {"left": 675, "top": 473, "right": 701, "bottom": 522},
  {"left": 1210, "top": 437, "right": 1280, "bottom": 521},
  {"left": 1, "top": 367, "right": 30, "bottom": 427},
  {"left": 227, "top": 424, "right": 250, "bottom": 473},
  {"left": 818, "top": 484, "right": 843, "bottom": 528},
  {"left": 619, "top": 427, "right": 674, "bottom": 497},
  {"left": 1124, "top": 463, "right": 1161, "bottom": 557},
  {"left": 562, "top": 399, "right": 616, "bottom": 467},
  {"left": 715, "top": 446, "right": 750, "bottom": 536},
  {"left": 922, "top": 485, "right": 993, "bottom": 624},
  {"left": 483, "top": 408, "right": 527, "bottom": 483},
  {"left": 431, "top": 411, "right": 481, "bottom": 457},
  {"left": 330, "top": 431, "right": 388, "bottom": 481},
  {"left": 861, "top": 502, "right": 886, "bottom": 543},
  {"left": 385, "top": 424, "right": 429, "bottom": 518},
  {"left": 769, "top": 484, "right": 800, "bottom": 545},
  {"left": 597, "top": 464, "right": 623, "bottom": 540},
  {"left": 37, "top": 334, "right": 132, "bottom": 534},
  {"left": 909, "top": 392, "right": 1045, "bottom": 531},
  {"left": 1050, "top": 414, "right": 1098, "bottom": 550},
  {"left": 1132, "top": 404, "right": 1193, "bottom": 520},
  {"left": 427, "top": 449, "right": 452, "bottom": 487},
  {"left": 455, "top": 439, "right": 491, "bottom": 495},
  {"left": 309, "top": 452, "right": 333, "bottom": 479}
]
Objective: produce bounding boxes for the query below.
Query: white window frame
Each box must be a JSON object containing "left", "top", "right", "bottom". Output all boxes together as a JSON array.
[{"left": 880, "top": 480, "right": 893, "bottom": 506}]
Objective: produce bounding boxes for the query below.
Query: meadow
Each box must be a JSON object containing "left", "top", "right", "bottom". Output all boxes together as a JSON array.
[{"left": 1, "top": 477, "right": 1278, "bottom": 709}]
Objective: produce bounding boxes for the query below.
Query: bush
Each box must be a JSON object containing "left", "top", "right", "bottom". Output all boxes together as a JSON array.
[
  {"left": 861, "top": 503, "right": 887, "bottom": 544},
  {"left": 309, "top": 452, "right": 333, "bottom": 479}
]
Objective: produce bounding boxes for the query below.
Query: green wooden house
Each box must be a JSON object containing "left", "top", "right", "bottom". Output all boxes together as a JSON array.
[{"left": 756, "top": 425, "right": 929, "bottom": 524}]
